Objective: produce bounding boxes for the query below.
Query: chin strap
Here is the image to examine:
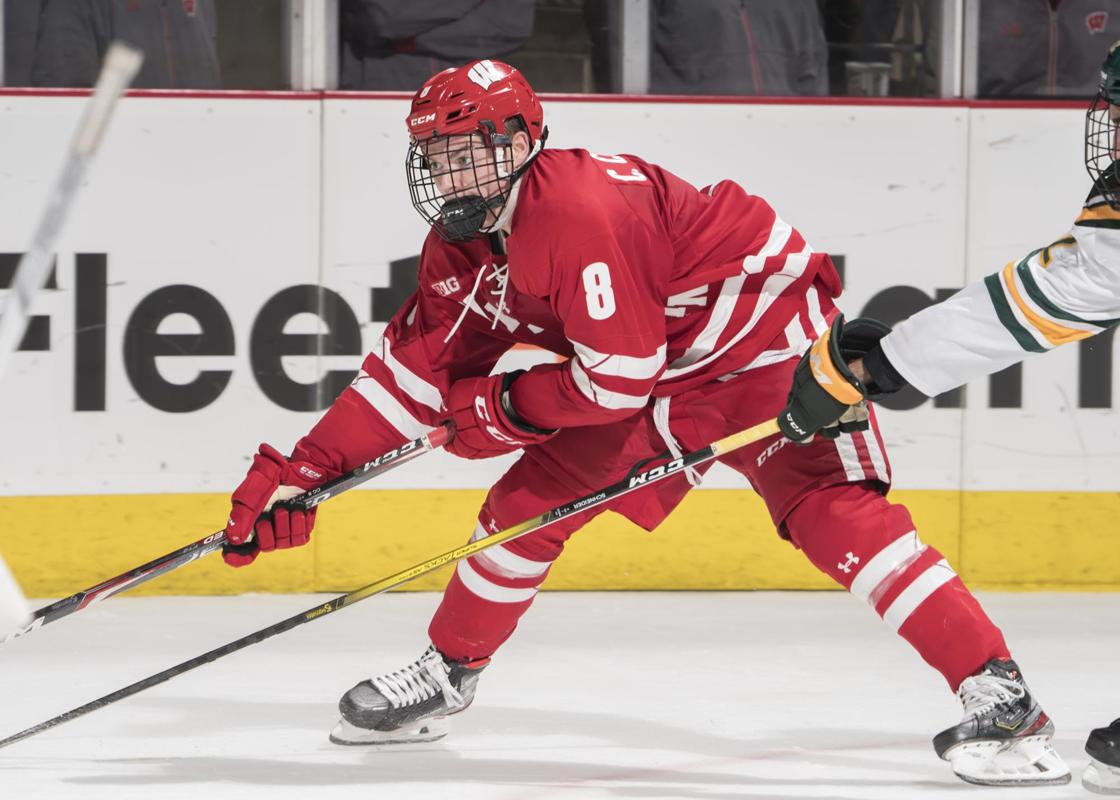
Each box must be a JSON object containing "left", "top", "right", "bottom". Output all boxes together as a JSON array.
[{"left": 485, "top": 136, "right": 542, "bottom": 234}]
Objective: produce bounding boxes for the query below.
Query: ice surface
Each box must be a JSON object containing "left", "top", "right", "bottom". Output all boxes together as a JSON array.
[{"left": 0, "top": 591, "right": 1113, "bottom": 799}]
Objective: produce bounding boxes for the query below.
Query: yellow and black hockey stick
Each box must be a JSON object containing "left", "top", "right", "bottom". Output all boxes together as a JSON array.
[{"left": 0, "top": 417, "right": 781, "bottom": 750}]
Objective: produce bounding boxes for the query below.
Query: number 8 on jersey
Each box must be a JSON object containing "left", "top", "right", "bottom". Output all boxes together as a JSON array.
[{"left": 582, "top": 261, "right": 616, "bottom": 321}]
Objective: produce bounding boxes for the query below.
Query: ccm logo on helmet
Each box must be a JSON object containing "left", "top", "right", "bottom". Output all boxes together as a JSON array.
[{"left": 410, "top": 113, "right": 436, "bottom": 127}]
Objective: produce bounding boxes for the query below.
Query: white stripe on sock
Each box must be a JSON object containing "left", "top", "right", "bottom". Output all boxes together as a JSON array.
[
  {"left": 456, "top": 559, "right": 539, "bottom": 603},
  {"left": 882, "top": 559, "right": 957, "bottom": 632},
  {"left": 849, "top": 530, "right": 922, "bottom": 603}
]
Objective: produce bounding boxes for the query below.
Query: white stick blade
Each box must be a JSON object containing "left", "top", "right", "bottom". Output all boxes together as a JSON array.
[{"left": 0, "top": 554, "right": 30, "bottom": 636}]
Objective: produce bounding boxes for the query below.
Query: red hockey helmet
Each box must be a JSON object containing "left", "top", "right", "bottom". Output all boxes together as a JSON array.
[
  {"left": 406, "top": 60, "right": 544, "bottom": 144},
  {"left": 405, "top": 61, "right": 547, "bottom": 241}
]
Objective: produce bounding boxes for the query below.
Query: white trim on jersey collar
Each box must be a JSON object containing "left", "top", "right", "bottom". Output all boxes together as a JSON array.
[
  {"left": 488, "top": 175, "right": 523, "bottom": 235},
  {"left": 487, "top": 138, "right": 542, "bottom": 235}
]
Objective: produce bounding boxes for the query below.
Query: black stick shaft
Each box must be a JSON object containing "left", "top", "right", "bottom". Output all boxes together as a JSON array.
[
  {"left": 0, "top": 418, "right": 779, "bottom": 750},
  {"left": 2, "top": 426, "right": 450, "bottom": 645}
]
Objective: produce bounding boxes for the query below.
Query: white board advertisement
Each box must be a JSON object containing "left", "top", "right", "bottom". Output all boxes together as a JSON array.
[
  {"left": 0, "top": 95, "right": 1113, "bottom": 497},
  {"left": 0, "top": 95, "right": 324, "bottom": 494}
]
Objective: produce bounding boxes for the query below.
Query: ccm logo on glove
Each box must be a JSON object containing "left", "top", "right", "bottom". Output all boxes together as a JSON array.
[
  {"left": 222, "top": 443, "right": 336, "bottom": 567},
  {"left": 446, "top": 371, "right": 556, "bottom": 459},
  {"left": 777, "top": 315, "right": 890, "bottom": 443}
]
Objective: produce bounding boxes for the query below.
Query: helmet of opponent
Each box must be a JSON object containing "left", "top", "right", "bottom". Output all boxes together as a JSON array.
[
  {"left": 1085, "top": 40, "right": 1120, "bottom": 208},
  {"left": 405, "top": 60, "right": 547, "bottom": 241}
]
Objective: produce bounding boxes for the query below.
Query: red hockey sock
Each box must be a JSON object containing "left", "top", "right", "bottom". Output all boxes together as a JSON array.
[
  {"left": 784, "top": 482, "right": 1010, "bottom": 690},
  {"left": 428, "top": 520, "right": 558, "bottom": 662}
]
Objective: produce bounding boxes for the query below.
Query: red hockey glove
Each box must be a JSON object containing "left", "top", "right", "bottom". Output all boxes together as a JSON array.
[
  {"left": 445, "top": 371, "right": 557, "bottom": 459},
  {"left": 222, "top": 443, "right": 334, "bottom": 567}
]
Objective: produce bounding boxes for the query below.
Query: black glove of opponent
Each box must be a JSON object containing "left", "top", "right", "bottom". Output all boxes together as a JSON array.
[{"left": 776, "top": 315, "right": 892, "bottom": 443}]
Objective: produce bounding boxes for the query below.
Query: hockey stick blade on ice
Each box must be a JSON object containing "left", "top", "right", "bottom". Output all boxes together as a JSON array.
[
  {"left": 2, "top": 425, "right": 451, "bottom": 645},
  {"left": 0, "top": 417, "right": 780, "bottom": 750}
]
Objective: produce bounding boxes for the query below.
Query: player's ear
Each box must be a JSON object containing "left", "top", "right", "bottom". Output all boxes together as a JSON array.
[{"left": 511, "top": 130, "right": 532, "bottom": 168}]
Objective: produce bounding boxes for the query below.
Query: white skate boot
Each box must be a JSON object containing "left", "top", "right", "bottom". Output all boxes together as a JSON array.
[
  {"left": 933, "top": 658, "right": 1070, "bottom": 786},
  {"left": 329, "top": 645, "right": 488, "bottom": 745},
  {"left": 1084, "top": 719, "right": 1120, "bottom": 794}
]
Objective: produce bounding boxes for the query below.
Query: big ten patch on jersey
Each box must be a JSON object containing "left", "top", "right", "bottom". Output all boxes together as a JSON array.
[
  {"left": 588, "top": 153, "right": 651, "bottom": 186},
  {"left": 430, "top": 275, "right": 461, "bottom": 297}
]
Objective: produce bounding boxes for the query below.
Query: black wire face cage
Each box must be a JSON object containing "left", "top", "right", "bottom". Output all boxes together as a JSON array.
[
  {"left": 1085, "top": 92, "right": 1120, "bottom": 208},
  {"left": 406, "top": 127, "right": 517, "bottom": 242}
]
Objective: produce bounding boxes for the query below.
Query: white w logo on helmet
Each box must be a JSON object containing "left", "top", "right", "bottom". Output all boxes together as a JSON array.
[{"left": 467, "top": 60, "right": 505, "bottom": 90}]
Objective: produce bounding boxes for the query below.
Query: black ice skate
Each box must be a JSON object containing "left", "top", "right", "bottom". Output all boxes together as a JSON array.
[
  {"left": 932, "top": 658, "right": 1069, "bottom": 786},
  {"left": 1084, "top": 718, "right": 1120, "bottom": 794},
  {"left": 329, "top": 645, "right": 488, "bottom": 745}
]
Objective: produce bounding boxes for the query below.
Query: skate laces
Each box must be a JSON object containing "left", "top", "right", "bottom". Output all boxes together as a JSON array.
[
  {"left": 371, "top": 646, "right": 465, "bottom": 711},
  {"left": 957, "top": 672, "right": 1026, "bottom": 717}
]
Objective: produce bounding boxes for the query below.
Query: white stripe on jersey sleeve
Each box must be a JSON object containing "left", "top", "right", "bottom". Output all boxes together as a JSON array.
[
  {"left": 805, "top": 285, "right": 829, "bottom": 335},
  {"left": 351, "top": 369, "right": 434, "bottom": 439},
  {"left": 570, "top": 358, "right": 650, "bottom": 410},
  {"left": 742, "top": 217, "right": 794, "bottom": 274},
  {"left": 571, "top": 340, "right": 667, "bottom": 380},
  {"left": 665, "top": 249, "right": 811, "bottom": 379},
  {"left": 668, "top": 218, "right": 795, "bottom": 371},
  {"left": 379, "top": 334, "right": 444, "bottom": 413}
]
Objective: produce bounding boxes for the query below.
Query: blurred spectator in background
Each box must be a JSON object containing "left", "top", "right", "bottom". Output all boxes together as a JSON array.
[
  {"left": 586, "top": 0, "right": 827, "bottom": 96},
  {"left": 830, "top": 0, "right": 937, "bottom": 96},
  {"left": 3, "top": 0, "right": 42, "bottom": 86},
  {"left": 31, "top": 0, "right": 220, "bottom": 88},
  {"left": 339, "top": 0, "right": 535, "bottom": 90},
  {"left": 653, "top": 0, "right": 827, "bottom": 96},
  {"left": 979, "top": 0, "right": 1120, "bottom": 97},
  {"left": 213, "top": 1, "right": 285, "bottom": 90}
]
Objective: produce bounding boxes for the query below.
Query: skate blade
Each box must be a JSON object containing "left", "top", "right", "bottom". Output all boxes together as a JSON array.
[
  {"left": 328, "top": 716, "right": 450, "bottom": 746},
  {"left": 1084, "top": 758, "right": 1120, "bottom": 795},
  {"left": 946, "top": 735, "right": 1071, "bottom": 786}
]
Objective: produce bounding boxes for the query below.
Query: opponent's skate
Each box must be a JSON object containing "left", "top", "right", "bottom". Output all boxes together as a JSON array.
[
  {"left": 1084, "top": 719, "right": 1120, "bottom": 794},
  {"left": 329, "top": 645, "right": 488, "bottom": 745},
  {"left": 932, "top": 658, "right": 1069, "bottom": 785}
]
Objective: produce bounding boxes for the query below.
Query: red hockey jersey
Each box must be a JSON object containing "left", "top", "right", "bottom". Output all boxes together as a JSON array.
[{"left": 294, "top": 148, "right": 841, "bottom": 472}]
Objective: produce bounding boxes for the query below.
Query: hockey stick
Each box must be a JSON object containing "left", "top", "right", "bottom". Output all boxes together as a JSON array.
[
  {"left": 0, "top": 42, "right": 142, "bottom": 382},
  {"left": 1, "top": 425, "right": 451, "bottom": 645},
  {"left": 0, "top": 42, "right": 142, "bottom": 639},
  {"left": 0, "top": 417, "right": 781, "bottom": 750}
]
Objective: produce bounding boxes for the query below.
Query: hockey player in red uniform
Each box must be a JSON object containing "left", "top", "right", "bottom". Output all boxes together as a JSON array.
[
  {"left": 781, "top": 41, "right": 1120, "bottom": 792},
  {"left": 220, "top": 59, "right": 1067, "bottom": 785}
]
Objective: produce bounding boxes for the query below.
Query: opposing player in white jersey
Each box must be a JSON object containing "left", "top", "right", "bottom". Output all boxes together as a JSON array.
[{"left": 778, "top": 40, "right": 1120, "bottom": 792}]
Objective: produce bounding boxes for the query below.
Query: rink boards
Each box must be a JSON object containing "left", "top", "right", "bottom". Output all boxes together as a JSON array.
[{"left": 0, "top": 92, "right": 1116, "bottom": 593}]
